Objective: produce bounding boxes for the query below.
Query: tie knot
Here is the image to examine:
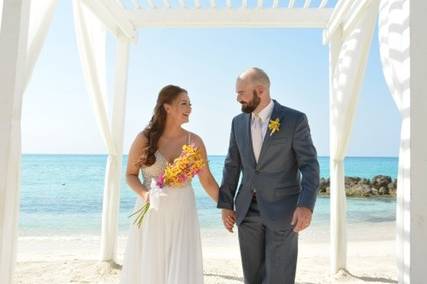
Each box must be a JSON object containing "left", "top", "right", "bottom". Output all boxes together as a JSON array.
[
  {"left": 253, "top": 114, "right": 262, "bottom": 130},
  {"left": 253, "top": 113, "right": 262, "bottom": 122}
]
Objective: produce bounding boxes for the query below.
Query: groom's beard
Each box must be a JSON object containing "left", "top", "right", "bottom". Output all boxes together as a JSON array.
[{"left": 241, "top": 90, "right": 261, "bottom": 113}]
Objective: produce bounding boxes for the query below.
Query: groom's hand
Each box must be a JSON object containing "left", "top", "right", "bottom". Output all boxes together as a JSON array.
[
  {"left": 221, "top": 209, "right": 236, "bottom": 233},
  {"left": 291, "top": 207, "right": 312, "bottom": 233}
]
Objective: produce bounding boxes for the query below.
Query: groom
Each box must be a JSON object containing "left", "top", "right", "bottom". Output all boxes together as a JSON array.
[{"left": 218, "top": 67, "right": 320, "bottom": 284}]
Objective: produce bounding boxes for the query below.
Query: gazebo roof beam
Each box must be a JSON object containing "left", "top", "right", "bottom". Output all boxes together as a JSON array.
[
  {"left": 179, "top": 0, "right": 186, "bottom": 8},
  {"left": 82, "top": 0, "right": 136, "bottom": 40},
  {"left": 342, "top": 0, "right": 379, "bottom": 38},
  {"left": 324, "top": 0, "right": 374, "bottom": 43},
  {"left": 127, "top": 8, "right": 333, "bottom": 28},
  {"left": 147, "top": 0, "right": 157, "bottom": 9},
  {"left": 325, "top": 0, "right": 353, "bottom": 41},
  {"left": 131, "top": 0, "right": 142, "bottom": 9},
  {"left": 319, "top": 0, "right": 328, "bottom": 8},
  {"left": 303, "top": 0, "right": 312, "bottom": 8},
  {"left": 163, "top": 0, "right": 172, "bottom": 8}
]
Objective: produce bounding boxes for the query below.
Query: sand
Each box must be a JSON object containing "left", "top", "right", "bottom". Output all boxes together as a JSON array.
[{"left": 14, "top": 222, "right": 397, "bottom": 284}]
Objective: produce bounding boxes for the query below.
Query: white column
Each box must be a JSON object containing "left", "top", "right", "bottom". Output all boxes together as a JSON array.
[
  {"left": 410, "top": 0, "right": 427, "bottom": 281},
  {"left": 0, "top": 1, "right": 30, "bottom": 283},
  {"left": 100, "top": 37, "right": 130, "bottom": 263},
  {"left": 328, "top": 31, "right": 347, "bottom": 273},
  {"left": 0, "top": 0, "right": 4, "bottom": 30},
  {"left": 328, "top": 1, "right": 379, "bottom": 274}
]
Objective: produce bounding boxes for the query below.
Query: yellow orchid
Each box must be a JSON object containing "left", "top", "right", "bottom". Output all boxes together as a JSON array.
[
  {"left": 268, "top": 118, "right": 280, "bottom": 136},
  {"left": 158, "top": 144, "right": 205, "bottom": 188}
]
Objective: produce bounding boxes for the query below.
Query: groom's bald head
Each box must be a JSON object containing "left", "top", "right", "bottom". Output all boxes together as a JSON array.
[
  {"left": 236, "top": 67, "right": 271, "bottom": 114},
  {"left": 237, "top": 67, "right": 271, "bottom": 90}
]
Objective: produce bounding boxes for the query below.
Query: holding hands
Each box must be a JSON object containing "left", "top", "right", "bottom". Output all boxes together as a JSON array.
[{"left": 221, "top": 209, "right": 236, "bottom": 233}]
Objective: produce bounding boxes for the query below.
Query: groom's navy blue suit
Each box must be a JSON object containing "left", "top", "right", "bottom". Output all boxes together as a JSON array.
[{"left": 218, "top": 100, "right": 320, "bottom": 284}]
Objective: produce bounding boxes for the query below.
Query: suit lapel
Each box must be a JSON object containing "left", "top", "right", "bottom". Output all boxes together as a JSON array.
[
  {"left": 243, "top": 113, "right": 257, "bottom": 167},
  {"left": 257, "top": 101, "right": 282, "bottom": 165}
]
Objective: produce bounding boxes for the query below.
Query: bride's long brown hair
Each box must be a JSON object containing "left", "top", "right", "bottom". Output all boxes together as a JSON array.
[{"left": 138, "top": 85, "right": 187, "bottom": 167}]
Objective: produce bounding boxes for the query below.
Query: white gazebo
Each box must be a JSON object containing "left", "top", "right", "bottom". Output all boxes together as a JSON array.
[{"left": 0, "top": 0, "right": 425, "bottom": 283}]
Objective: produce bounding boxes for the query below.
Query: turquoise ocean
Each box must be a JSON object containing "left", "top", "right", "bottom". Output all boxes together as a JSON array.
[{"left": 20, "top": 155, "right": 397, "bottom": 236}]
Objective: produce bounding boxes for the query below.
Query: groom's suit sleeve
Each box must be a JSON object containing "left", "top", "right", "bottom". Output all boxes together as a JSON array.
[
  {"left": 292, "top": 113, "right": 320, "bottom": 211},
  {"left": 217, "top": 117, "right": 242, "bottom": 210}
]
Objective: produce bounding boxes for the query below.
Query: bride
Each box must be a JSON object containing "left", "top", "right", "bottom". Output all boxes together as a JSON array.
[{"left": 120, "top": 85, "right": 224, "bottom": 284}]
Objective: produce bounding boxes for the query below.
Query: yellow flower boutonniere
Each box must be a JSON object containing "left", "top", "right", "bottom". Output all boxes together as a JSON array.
[{"left": 268, "top": 118, "right": 280, "bottom": 136}]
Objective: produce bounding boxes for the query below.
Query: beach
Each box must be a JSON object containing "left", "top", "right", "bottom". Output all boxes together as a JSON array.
[
  {"left": 15, "top": 222, "right": 397, "bottom": 284},
  {"left": 14, "top": 155, "right": 399, "bottom": 283}
]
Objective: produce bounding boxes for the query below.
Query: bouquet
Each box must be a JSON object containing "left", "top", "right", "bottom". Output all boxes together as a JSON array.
[{"left": 130, "top": 144, "right": 205, "bottom": 228}]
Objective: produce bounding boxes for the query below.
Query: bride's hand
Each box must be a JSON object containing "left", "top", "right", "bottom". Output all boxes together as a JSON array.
[{"left": 139, "top": 190, "right": 150, "bottom": 203}]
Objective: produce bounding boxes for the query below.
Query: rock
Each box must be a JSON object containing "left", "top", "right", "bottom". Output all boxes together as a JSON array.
[
  {"left": 388, "top": 182, "right": 397, "bottom": 196},
  {"left": 347, "top": 184, "right": 372, "bottom": 197},
  {"left": 319, "top": 178, "right": 329, "bottom": 193},
  {"left": 371, "top": 187, "right": 379, "bottom": 195},
  {"left": 345, "top": 177, "right": 361, "bottom": 188},
  {"left": 317, "top": 176, "right": 396, "bottom": 197},
  {"left": 379, "top": 186, "right": 389, "bottom": 195},
  {"left": 371, "top": 175, "right": 392, "bottom": 189}
]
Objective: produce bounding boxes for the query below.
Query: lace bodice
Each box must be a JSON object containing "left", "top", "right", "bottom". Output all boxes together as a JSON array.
[
  {"left": 140, "top": 133, "right": 194, "bottom": 190},
  {"left": 140, "top": 151, "right": 168, "bottom": 190}
]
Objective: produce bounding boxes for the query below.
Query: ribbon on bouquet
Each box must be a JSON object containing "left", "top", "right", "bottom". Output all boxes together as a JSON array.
[
  {"left": 129, "top": 179, "right": 166, "bottom": 228},
  {"left": 148, "top": 179, "right": 165, "bottom": 211}
]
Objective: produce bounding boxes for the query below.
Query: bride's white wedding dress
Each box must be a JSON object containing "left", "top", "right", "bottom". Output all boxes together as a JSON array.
[{"left": 120, "top": 149, "right": 204, "bottom": 284}]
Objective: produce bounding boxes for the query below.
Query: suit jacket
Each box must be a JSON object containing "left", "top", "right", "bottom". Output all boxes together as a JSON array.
[{"left": 217, "top": 100, "right": 320, "bottom": 229}]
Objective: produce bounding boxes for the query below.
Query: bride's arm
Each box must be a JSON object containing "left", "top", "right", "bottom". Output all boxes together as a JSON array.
[
  {"left": 126, "top": 133, "right": 149, "bottom": 201},
  {"left": 192, "top": 135, "right": 219, "bottom": 203}
]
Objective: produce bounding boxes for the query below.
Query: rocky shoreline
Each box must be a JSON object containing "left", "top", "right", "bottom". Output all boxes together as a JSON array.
[{"left": 319, "top": 175, "right": 397, "bottom": 197}]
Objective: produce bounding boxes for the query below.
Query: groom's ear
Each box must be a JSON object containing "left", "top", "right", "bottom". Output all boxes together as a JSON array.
[{"left": 256, "top": 85, "right": 266, "bottom": 96}]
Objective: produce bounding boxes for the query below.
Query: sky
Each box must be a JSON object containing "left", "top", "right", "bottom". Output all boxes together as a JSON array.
[{"left": 21, "top": 0, "right": 401, "bottom": 156}]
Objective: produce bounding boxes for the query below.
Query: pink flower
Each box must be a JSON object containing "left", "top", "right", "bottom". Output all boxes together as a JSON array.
[
  {"left": 156, "top": 175, "right": 165, "bottom": 188},
  {"left": 178, "top": 174, "right": 187, "bottom": 183}
]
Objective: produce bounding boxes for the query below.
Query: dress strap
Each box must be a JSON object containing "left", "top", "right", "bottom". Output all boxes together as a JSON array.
[{"left": 187, "top": 132, "right": 191, "bottom": 145}]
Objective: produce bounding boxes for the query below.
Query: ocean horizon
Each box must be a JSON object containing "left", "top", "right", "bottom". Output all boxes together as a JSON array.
[{"left": 20, "top": 155, "right": 398, "bottom": 236}]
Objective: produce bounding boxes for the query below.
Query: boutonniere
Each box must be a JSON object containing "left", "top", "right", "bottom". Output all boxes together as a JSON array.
[{"left": 268, "top": 118, "right": 280, "bottom": 136}]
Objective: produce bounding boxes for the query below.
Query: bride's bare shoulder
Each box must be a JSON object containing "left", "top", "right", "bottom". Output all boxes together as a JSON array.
[
  {"left": 131, "top": 131, "right": 148, "bottom": 149},
  {"left": 187, "top": 131, "right": 205, "bottom": 148}
]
